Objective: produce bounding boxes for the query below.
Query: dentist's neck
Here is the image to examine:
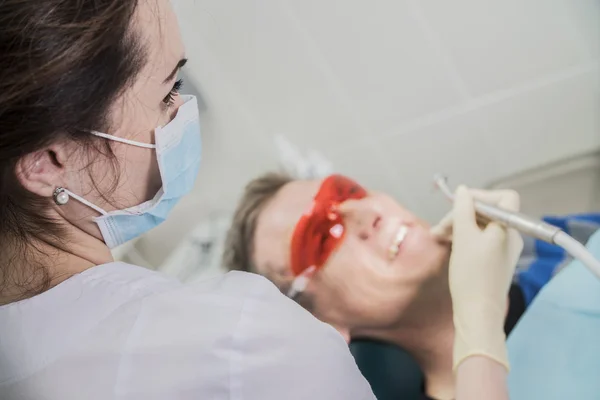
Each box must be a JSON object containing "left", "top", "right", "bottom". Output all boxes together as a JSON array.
[{"left": 0, "top": 219, "right": 112, "bottom": 305}]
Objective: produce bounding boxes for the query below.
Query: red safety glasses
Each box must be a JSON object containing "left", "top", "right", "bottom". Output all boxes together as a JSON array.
[{"left": 290, "top": 174, "right": 367, "bottom": 279}]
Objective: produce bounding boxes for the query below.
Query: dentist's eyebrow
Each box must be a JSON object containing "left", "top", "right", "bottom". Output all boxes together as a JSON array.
[{"left": 163, "top": 58, "right": 187, "bottom": 84}]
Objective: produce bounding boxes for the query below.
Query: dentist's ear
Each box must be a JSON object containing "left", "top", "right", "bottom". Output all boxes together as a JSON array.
[{"left": 15, "top": 144, "right": 69, "bottom": 197}]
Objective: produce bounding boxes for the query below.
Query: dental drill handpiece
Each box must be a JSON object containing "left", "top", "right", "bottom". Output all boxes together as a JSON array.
[{"left": 433, "top": 175, "right": 562, "bottom": 245}]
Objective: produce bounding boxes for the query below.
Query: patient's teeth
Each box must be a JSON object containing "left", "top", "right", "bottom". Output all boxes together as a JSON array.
[
  {"left": 396, "top": 225, "right": 408, "bottom": 243},
  {"left": 388, "top": 225, "right": 409, "bottom": 260}
]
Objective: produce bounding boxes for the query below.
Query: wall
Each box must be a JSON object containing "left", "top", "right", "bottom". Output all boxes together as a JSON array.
[{"left": 135, "top": 0, "right": 600, "bottom": 266}]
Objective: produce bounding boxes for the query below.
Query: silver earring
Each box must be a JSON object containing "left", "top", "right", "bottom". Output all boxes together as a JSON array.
[{"left": 53, "top": 187, "right": 69, "bottom": 205}]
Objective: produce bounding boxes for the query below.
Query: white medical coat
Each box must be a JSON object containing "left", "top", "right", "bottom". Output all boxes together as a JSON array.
[{"left": 0, "top": 262, "right": 375, "bottom": 400}]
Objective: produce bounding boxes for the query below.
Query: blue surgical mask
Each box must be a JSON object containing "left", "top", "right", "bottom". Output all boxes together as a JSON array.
[{"left": 56, "top": 95, "right": 201, "bottom": 248}]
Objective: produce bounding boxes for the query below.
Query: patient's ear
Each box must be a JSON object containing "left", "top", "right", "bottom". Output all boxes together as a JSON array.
[{"left": 332, "top": 325, "right": 351, "bottom": 343}]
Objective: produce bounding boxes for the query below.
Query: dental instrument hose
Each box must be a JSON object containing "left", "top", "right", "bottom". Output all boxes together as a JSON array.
[{"left": 434, "top": 174, "right": 600, "bottom": 280}]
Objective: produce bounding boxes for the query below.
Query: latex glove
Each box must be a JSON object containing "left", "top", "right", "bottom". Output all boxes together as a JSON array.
[{"left": 433, "top": 186, "right": 523, "bottom": 371}]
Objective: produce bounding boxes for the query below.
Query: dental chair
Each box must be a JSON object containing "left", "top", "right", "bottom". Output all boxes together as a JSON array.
[{"left": 350, "top": 340, "right": 424, "bottom": 400}]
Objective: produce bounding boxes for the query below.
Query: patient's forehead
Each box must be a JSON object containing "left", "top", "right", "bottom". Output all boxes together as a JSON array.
[{"left": 254, "top": 179, "right": 321, "bottom": 279}]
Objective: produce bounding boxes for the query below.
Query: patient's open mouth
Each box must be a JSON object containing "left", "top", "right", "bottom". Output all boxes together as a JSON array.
[{"left": 388, "top": 225, "right": 409, "bottom": 261}]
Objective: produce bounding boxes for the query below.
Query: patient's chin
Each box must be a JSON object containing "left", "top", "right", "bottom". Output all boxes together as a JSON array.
[{"left": 320, "top": 296, "right": 408, "bottom": 333}]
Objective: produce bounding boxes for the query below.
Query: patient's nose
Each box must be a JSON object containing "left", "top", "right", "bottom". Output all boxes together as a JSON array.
[{"left": 338, "top": 200, "right": 381, "bottom": 241}]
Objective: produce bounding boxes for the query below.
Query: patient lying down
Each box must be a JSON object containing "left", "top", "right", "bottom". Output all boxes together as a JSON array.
[{"left": 223, "top": 172, "right": 527, "bottom": 400}]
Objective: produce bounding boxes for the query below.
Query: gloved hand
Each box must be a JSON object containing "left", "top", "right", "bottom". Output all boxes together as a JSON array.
[{"left": 431, "top": 186, "right": 523, "bottom": 371}]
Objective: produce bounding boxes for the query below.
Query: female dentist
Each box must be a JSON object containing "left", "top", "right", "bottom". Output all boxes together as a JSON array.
[
  {"left": 0, "top": 1, "right": 374, "bottom": 399},
  {"left": 0, "top": 0, "right": 519, "bottom": 399}
]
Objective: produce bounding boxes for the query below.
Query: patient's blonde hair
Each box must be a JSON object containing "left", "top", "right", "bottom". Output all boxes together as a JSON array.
[
  {"left": 223, "top": 172, "right": 293, "bottom": 274},
  {"left": 223, "top": 171, "right": 315, "bottom": 310}
]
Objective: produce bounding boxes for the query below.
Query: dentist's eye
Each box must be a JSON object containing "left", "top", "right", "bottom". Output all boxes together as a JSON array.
[{"left": 162, "top": 79, "right": 183, "bottom": 107}]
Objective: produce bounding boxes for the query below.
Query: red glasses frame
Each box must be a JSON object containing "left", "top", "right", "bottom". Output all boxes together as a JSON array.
[{"left": 289, "top": 174, "right": 367, "bottom": 277}]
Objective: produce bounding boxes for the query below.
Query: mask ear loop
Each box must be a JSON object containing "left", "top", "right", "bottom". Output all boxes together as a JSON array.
[
  {"left": 90, "top": 131, "right": 157, "bottom": 149},
  {"left": 52, "top": 131, "right": 157, "bottom": 215},
  {"left": 287, "top": 265, "right": 317, "bottom": 299}
]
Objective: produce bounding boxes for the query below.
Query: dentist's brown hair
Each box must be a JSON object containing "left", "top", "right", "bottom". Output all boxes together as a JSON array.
[{"left": 0, "top": 0, "right": 146, "bottom": 298}]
